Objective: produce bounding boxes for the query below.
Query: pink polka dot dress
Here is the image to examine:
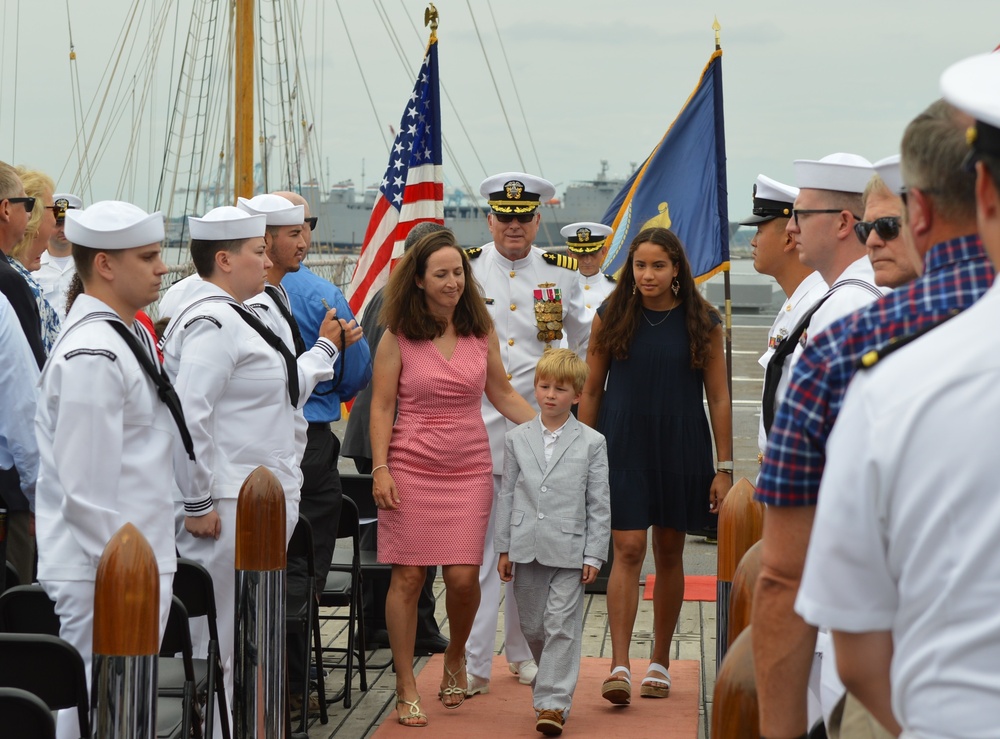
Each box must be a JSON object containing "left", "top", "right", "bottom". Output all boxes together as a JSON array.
[{"left": 377, "top": 333, "right": 494, "bottom": 565}]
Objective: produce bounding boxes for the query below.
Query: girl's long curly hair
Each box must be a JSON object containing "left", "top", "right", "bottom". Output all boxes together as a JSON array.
[{"left": 593, "top": 227, "right": 720, "bottom": 369}]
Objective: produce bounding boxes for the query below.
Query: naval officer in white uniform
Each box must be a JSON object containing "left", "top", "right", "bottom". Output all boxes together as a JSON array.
[
  {"left": 465, "top": 172, "right": 589, "bottom": 695},
  {"left": 35, "top": 201, "right": 190, "bottom": 739},
  {"left": 562, "top": 221, "right": 616, "bottom": 358},
  {"left": 35, "top": 192, "right": 83, "bottom": 320},
  {"left": 160, "top": 206, "right": 359, "bottom": 735}
]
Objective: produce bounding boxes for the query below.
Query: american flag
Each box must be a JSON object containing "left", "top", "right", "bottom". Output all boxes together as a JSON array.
[{"left": 346, "top": 38, "right": 443, "bottom": 317}]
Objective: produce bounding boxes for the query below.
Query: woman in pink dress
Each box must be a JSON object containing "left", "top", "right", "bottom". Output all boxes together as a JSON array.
[{"left": 370, "top": 229, "right": 535, "bottom": 727}]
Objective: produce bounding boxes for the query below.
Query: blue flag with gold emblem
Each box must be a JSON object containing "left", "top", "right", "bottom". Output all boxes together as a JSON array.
[{"left": 601, "top": 50, "right": 728, "bottom": 281}]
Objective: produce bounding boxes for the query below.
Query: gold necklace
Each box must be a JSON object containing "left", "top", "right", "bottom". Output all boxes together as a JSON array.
[{"left": 642, "top": 300, "right": 678, "bottom": 327}]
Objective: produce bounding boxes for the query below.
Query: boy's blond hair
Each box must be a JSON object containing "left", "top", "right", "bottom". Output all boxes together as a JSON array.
[{"left": 534, "top": 348, "right": 589, "bottom": 394}]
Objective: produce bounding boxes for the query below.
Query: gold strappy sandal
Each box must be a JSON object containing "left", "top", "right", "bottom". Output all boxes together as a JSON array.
[
  {"left": 438, "top": 656, "right": 468, "bottom": 709},
  {"left": 396, "top": 693, "right": 428, "bottom": 727}
]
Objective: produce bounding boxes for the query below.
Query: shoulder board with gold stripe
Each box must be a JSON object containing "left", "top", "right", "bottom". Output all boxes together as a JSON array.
[
  {"left": 604, "top": 272, "right": 617, "bottom": 283},
  {"left": 856, "top": 309, "right": 961, "bottom": 371},
  {"left": 542, "top": 251, "right": 578, "bottom": 271},
  {"left": 465, "top": 247, "right": 483, "bottom": 259}
]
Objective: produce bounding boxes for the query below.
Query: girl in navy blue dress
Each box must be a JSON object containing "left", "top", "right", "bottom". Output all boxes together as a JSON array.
[{"left": 579, "top": 227, "right": 732, "bottom": 705}]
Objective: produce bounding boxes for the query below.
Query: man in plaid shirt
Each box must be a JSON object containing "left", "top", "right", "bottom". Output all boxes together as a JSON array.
[{"left": 752, "top": 100, "right": 993, "bottom": 739}]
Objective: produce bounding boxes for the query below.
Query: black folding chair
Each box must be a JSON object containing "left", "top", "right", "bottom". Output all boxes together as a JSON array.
[
  {"left": 1, "top": 561, "right": 20, "bottom": 594},
  {"left": 320, "top": 496, "right": 370, "bottom": 708},
  {"left": 0, "top": 633, "right": 90, "bottom": 738},
  {"left": 337, "top": 473, "right": 393, "bottom": 669},
  {"left": 0, "top": 584, "right": 60, "bottom": 636},
  {"left": 169, "top": 558, "right": 230, "bottom": 739},
  {"left": 0, "top": 686, "right": 56, "bottom": 738},
  {"left": 158, "top": 595, "right": 199, "bottom": 739},
  {"left": 286, "top": 516, "right": 328, "bottom": 730}
]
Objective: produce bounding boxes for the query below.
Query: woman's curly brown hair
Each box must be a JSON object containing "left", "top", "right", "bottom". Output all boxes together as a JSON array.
[{"left": 380, "top": 229, "right": 492, "bottom": 340}]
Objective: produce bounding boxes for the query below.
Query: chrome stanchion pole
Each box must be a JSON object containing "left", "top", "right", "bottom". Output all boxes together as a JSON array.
[{"left": 91, "top": 522, "right": 160, "bottom": 738}]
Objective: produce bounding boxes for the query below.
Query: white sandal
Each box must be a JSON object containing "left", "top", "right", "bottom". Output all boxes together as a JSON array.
[
  {"left": 640, "top": 662, "right": 671, "bottom": 698},
  {"left": 601, "top": 665, "right": 632, "bottom": 705}
]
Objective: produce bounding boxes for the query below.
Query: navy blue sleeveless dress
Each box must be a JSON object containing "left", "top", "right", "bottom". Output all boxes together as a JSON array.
[{"left": 596, "top": 303, "right": 717, "bottom": 531}]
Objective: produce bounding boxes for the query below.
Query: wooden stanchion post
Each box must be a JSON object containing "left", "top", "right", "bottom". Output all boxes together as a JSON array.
[
  {"left": 92, "top": 522, "right": 160, "bottom": 738},
  {"left": 712, "top": 625, "right": 760, "bottom": 739},
  {"left": 716, "top": 477, "right": 764, "bottom": 667},
  {"left": 233, "top": 466, "right": 286, "bottom": 738},
  {"left": 727, "top": 540, "right": 763, "bottom": 648}
]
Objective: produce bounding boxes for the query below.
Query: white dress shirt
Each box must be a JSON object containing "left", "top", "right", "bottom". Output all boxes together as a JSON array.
[
  {"left": 35, "top": 251, "right": 76, "bottom": 320},
  {"left": 0, "top": 292, "right": 40, "bottom": 508}
]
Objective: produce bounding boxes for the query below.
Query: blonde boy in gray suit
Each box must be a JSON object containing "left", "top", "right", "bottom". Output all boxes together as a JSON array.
[{"left": 497, "top": 349, "right": 611, "bottom": 735}]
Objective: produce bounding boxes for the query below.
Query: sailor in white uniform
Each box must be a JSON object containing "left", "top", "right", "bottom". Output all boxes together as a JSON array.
[
  {"left": 35, "top": 192, "right": 83, "bottom": 320},
  {"left": 160, "top": 206, "right": 357, "bottom": 735},
  {"left": 562, "top": 221, "right": 616, "bottom": 357},
  {"left": 465, "top": 172, "right": 589, "bottom": 694},
  {"left": 240, "top": 193, "right": 363, "bottom": 459},
  {"left": 35, "top": 201, "right": 190, "bottom": 739},
  {"left": 742, "top": 174, "right": 827, "bottom": 466}
]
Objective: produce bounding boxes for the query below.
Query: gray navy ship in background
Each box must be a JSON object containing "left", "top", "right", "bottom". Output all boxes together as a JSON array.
[{"left": 298, "top": 161, "right": 632, "bottom": 252}]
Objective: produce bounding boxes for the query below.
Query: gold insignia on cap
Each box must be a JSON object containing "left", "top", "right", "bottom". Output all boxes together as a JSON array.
[
  {"left": 504, "top": 180, "right": 525, "bottom": 200},
  {"left": 577, "top": 227, "right": 591, "bottom": 242}
]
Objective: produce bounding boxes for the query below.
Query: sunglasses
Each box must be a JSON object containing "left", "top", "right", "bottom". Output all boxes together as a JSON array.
[
  {"left": 45, "top": 198, "right": 71, "bottom": 220},
  {"left": 305, "top": 216, "right": 318, "bottom": 231},
  {"left": 493, "top": 212, "right": 536, "bottom": 224},
  {"left": 6, "top": 196, "right": 35, "bottom": 213},
  {"left": 854, "top": 216, "right": 902, "bottom": 244},
  {"left": 791, "top": 208, "right": 861, "bottom": 227}
]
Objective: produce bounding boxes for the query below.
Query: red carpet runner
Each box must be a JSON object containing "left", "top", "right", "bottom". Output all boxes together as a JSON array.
[
  {"left": 373, "top": 655, "right": 700, "bottom": 737},
  {"left": 642, "top": 574, "right": 717, "bottom": 601}
]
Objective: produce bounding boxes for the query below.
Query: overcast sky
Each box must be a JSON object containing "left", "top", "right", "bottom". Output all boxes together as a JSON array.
[{"left": 1, "top": 0, "right": 997, "bottom": 221}]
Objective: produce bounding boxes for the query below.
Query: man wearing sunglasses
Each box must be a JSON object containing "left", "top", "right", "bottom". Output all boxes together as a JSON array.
[
  {"left": 0, "top": 160, "right": 46, "bottom": 369},
  {"left": 855, "top": 161, "right": 922, "bottom": 290},
  {"left": 465, "top": 171, "right": 588, "bottom": 697},
  {"left": 757, "top": 101, "right": 993, "bottom": 738},
  {"left": 36, "top": 192, "right": 83, "bottom": 321},
  {"left": 797, "top": 64, "right": 1000, "bottom": 737}
]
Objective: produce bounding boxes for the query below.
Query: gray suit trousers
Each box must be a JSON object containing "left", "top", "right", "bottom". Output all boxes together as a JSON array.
[{"left": 512, "top": 560, "right": 584, "bottom": 716}]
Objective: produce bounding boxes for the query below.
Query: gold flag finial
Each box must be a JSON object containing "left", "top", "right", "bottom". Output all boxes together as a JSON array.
[
  {"left": 713, "top": 17, "right": 721, "bottom": 50},
  {"left": 425, "top": 3, "right": 439, "bottom": 41}
]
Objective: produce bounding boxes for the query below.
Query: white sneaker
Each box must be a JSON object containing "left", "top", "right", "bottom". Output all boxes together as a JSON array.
[
  {"left": 466, "top": 673, "right": 491, "bottom": 696},
  {"left": 509, "top": 659, "right": 538, "bottom": 685}
]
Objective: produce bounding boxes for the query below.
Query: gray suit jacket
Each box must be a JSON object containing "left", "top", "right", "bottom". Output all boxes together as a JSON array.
[{"left": 494, "top": 415, "right": 611, "bottom": 569}]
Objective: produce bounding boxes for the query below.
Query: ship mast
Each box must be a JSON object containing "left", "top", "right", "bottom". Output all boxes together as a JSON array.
[{"left": 234, "top": 0, "right": 254, "bottom": 200}]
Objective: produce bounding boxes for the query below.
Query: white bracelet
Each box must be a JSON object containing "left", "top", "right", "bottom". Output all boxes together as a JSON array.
[
  {"left": 371, "top": 464, "right": 389, "bottom": 475},
  {"left": 716, "top": 461, "right": 734, "bottom": 473}
]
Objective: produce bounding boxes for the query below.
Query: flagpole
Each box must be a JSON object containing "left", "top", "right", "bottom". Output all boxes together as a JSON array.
[{"left": 714, "top": 17, "right": 733, "bottom": 403}]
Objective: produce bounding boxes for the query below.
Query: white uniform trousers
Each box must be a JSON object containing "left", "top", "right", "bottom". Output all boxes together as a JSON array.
[
  {"left": 176, "top": 497, "right": 298, "bottom": 739},
  {"left": 511, "top": 561, "right": 584, "bottom": 716},
  {"left": 466, "top": 475, "right": 532, "bottom": 680},
  {"left": 42, "top": 574, "right": 173, "bottom": 739}
]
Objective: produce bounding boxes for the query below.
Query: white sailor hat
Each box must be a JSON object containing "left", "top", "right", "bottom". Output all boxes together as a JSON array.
[
  {"left": 480, "top": 172, "right": 556, "bottom": 214},
  {"left": 236, "top": 193, "right": 304, "bottom": 226},
  {"left": 189, "top": 206, "right": 267, "bottom": 241},
  {"left": 52, "top": 193, "right": 83, "bottom": 210},
  {"left": 793, "top": 153, "right": 873, "bottom": 193},
  {"left": 872, "top": 155, "right": 904, "bottom": 196},
  {"left": 739, "top": 174, "right": 799, "bottom": 226},
  {"left": 940, "top": 52, "right": 1000, "bottom": 163},
  {"left": 561, "top": 222, "right": 612, "bottom": 253},
  {"left": 65, "top": 200, "right": 164, "bottom": 250}
]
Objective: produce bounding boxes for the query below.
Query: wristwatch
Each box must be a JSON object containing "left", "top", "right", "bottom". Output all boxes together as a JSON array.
[{"left": 716, "top": 461, "right": 734, "bottom": 474}]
